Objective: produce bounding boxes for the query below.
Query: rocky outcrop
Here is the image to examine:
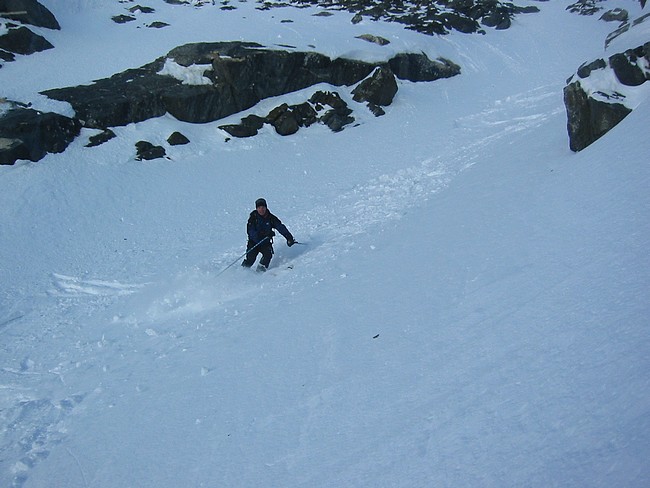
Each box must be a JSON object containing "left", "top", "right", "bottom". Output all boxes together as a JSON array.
[
  {"left": 220, "top": 90, "right": 356, "bottom": 137},
  {"left": 0, "top": 1, "right": 59, "bottom": 65},
  {"left": 86, "top": 129, "right": 116, "bottom": 148},
  {"left": 42, "top": 41, "right": 460, "bottom": 131},
  {"left": 0, "top": 106, "right": 81, "bottom": 164},
  {"left": 564, "top": 39, "right": 650, "bottom": 152},
  {"left": 564, "top": 83, "right": 631, "bottom": 152},
  {"left": 606, "top": 12, "right": 650, "bottom": 48},
  {"left": 566, "top": 0, "right": 603, "bottom": 16},
  {"left": 135, "top": 141, "right": 166, "bottom": 161},
  {"left": 261, "top": 0, "right": 539, "bottom": 35},
  {"left": 0, "top": 39, "right": 459, "bottom": 164},
  {"left": 352, "top": 66, "right": 398, "bottom": 106},
  {"left": 0, "top": 0, "right": 60, "bottom": 29},
  {"left": 0, "top": 25, "right": 53, "bottom": 55},
  {"left": 167, "top": 131, "right": 190, "bottom": 145}
]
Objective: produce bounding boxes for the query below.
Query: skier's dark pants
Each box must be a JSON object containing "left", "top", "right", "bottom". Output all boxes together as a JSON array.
[{"left": 242, "top": 240, "right": 273, "bottom": 268}]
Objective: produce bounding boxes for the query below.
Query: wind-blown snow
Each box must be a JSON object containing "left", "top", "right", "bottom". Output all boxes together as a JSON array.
[
  {"left": 158, "top": 59, "right": 213, "bottom": 85},
  {"left": 1, "top": 1, "right": 649, "bottom": 487}
]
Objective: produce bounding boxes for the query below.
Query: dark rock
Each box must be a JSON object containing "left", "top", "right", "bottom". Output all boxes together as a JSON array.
[
  {"left": 605, "top": 12, "right": 650, "bottom": 48},
  {"left": 352, "top": 66, "right": 398, "bottom": 106},
  {"left": 219, "top": 122, "right": 259, "bottom": 138},
  {"left": 313, "top": 92, "right": 354, "bottom": 132},
  {"left": 388, "top": 53, "right": 461, "bottom": 82},
  {"left": 0, "top": 107, "right": 81, "bottom": 164},
  {"left": 441, "top": 12, "right": 480, "bottom": 34},
  {"left": 265, "top": 101, "right": 319, "bottom": 135},
  {"left": 167, "top": 131, "right": 190, "bottom": 145},
  {"left": 86, "top": 128, "right": 116, "bottom": 147},
  {"left": 42, "top": 42, "right": 460, "bottom": 130},
  {"left": 0, "top": 26, "right": 54, "bottom": 55},
  {"left": 600, "top": 8, "right": 628, "bottom": 23},
  {"left": 321, "top": 107, "right": 354, "bottom": 132},
  {"left": 482, "top": 9, "right": 512, "bottom": 30},
  {"left": 0, "top": 0, "right": 60, "bottom": 29},
  {"left": 240, "top": 114, "right": 266, "bottom": 131},
  {"left": 0, "top": 49, "right": 15, "bottom": 62},
  {"left": 566, "top": 0, "right": 602, "bottom": 16},
  {"left": 563, "top": 81, "right": 631, "bottom": 152},
  {"left": 310, "top": 91, "right": 347, "bottom": 111},
  {"left": 223, "top": 91, "right": 354, "bottom": 138},
  {"left": 135, "top": 140, "right": 166, "bottom": 160},
  {"left": 129, "top": 5, "right": 156, "bottom": 14},
  {"left": 42, "top": 58, "right": 177, "bottom": 128},
  {"left": 292, "top": 102, "right": 318, "bottom": 127},
  {"left": 355, "top": 34, "right": 390, "bottom": 46},
  {"left": 564, "top": 37, "right": 649, "bottom": 151},
  {"left": 576, "top": 58, "right": 606, "bottom": 78},
  {"left": 267, "top": 104, "right": 300, "bottom": 136},
  {"left": 609, "top": 49, "right": 647, "bottom": 86},
  {"left": 148, "top": 21, "right": 169, "bottom": 28},
  {"left": 112, "top": 14, "right": 136, "bottom": 24},
  {"left": 220, "top": 112, "right": 267, "bottom": 138},
  {"left": 282, "top": 0, "right": 538, "bottom": 36},
  {"left": 367, "top": 103, "right": 385, "bottom": 117}
]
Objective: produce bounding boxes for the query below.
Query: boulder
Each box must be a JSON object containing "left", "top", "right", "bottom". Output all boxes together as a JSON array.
[
  {"left": 352, "top": 66, "right": 398, "bottom": 106},
  {"left": 600, "top": 8, "right": 628, "bottom": 23},
  {"left": 388, "top": 53, "right": 460, "bottom": 82},
  {"left": 267, "top": 104, "right": 301, "bottom": 136},
  {"left": 129, "top": 5, "right": 156, "bottom": 14},
  {"left": 564, "top": 36, "right": 649, "bottom": 152},
  {"left": 220, "top": 123, "right": 259, "bottom": 138},
  {"left": 135, "top": 141, "right": 166, "bottom": 161},
  {"left": 220, "top": 114, "right": 266, "bottom": 138},
  {"left": 609, "top": 46, "right": 649, "bottom": 86},
  {"left": 576, "top": 58, "right": 607, "bottom": 79},
  {"left": 313, "top": 91, "right": 354, "bottom": 132},
  {"left": 86, "top": 128, "right": 116, "bottom": 147},
  {"left": 0, "top": 49, "right": 15, "bottom": 62},
  {"left": 167, "top": 131, "right": 190, "bottom": 145},
  {"left": 0, "top": 0, "right": 60, "bottom": 29},
  {"left": 321, "top": 107, "right": 354, "bottom": 132},
  {"left": 564, "top": 81, "right": 631, "bottom": 152},
  {"left": 0, "top": 107, "right": 81, "bottom": 164},
  {"left": 111, "top": 15, "right": 136, "bottom": 24},
  {"left": 355, "top": 34, "right": 390, "bottom": 46},
  {"left": 0, "top": 26, "right": 53, "bottom": 55},
  {"left": 221, "top": 90, "right": 354, "bottom": 138}
]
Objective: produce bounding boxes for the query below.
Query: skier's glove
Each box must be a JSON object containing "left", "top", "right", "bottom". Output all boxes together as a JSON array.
[{"left": 287, "top": 237, "right": 295, "bottom": 247}]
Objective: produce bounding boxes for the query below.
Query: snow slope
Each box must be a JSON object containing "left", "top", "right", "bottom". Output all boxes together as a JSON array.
[{"left": 1, "top": 0, "right": 649, "bottom": 486}]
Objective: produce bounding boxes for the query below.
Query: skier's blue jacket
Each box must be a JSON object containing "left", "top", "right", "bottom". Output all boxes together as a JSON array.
[{"left": 247, "top": 209, "right": 293, "bottom": 245}]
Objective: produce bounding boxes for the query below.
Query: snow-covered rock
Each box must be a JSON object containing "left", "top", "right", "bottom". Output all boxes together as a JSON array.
[{"left": 564, "top": 13, "right": 650, "bottom": 151}]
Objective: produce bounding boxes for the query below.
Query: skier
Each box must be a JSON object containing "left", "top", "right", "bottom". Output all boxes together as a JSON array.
[{"left": 242, "top": 198, "right": 295, "bottom": 272}]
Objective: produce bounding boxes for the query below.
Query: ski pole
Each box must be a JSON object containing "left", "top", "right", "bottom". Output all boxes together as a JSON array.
[{"left": 215, "top": 237, "right": 270, "bottom": 277}]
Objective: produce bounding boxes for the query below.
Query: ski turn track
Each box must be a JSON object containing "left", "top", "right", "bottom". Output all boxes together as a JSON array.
[{"left": 0, "top": 83, "right": 566, "bottom": 487}]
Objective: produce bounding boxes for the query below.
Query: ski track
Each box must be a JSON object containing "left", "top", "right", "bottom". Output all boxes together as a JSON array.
[
  {"left": 49, "top": 273, "right": 144, "bottom": 298},
  {"left": 0, "top": 81, "right": 563, "bottom": 487}
]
